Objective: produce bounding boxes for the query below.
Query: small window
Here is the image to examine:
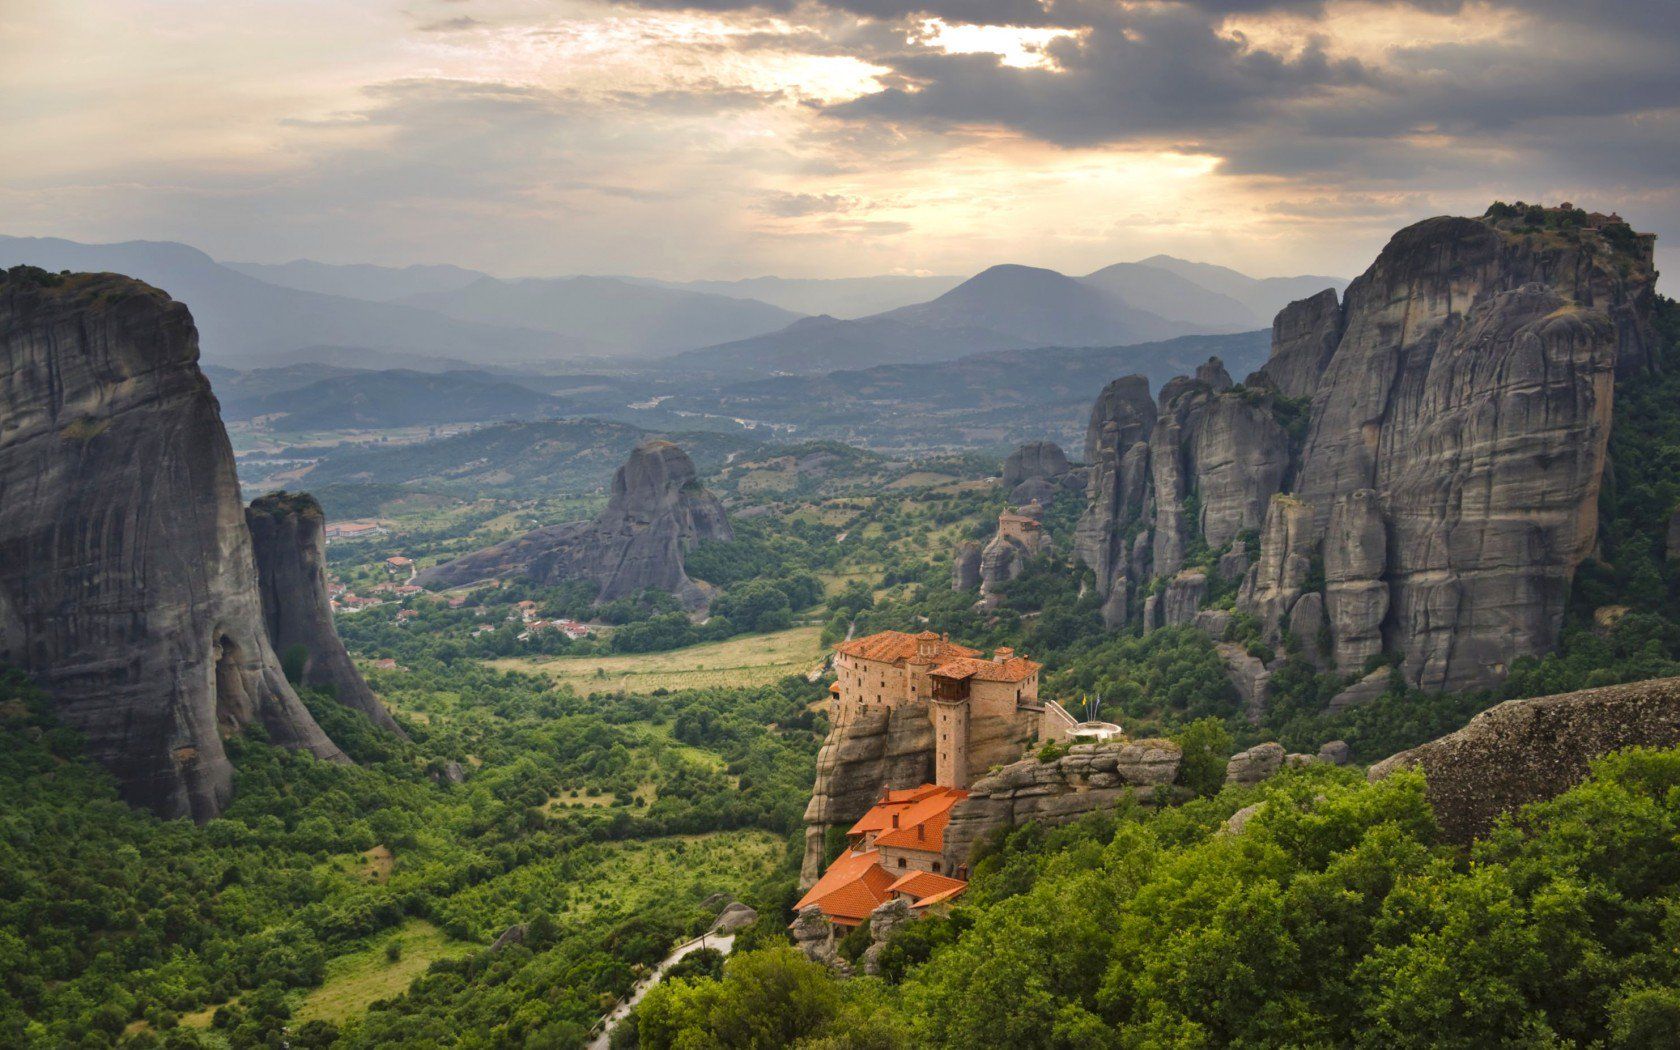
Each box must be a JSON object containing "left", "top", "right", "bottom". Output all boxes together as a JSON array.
[
  {"left": 897, "top": 857, "right": 906, "bottom": 868},
  {"left": 933, "top": 861, "right": 941, "bottom": 873}
]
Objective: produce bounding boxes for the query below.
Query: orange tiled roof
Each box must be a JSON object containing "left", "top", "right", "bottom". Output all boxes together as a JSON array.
[
  {"left": 847, "top": 784, "right": 948, "bottom": 836},
  {"left": 929, "top": 655, "right": 1041, "bottom": 684},
  {"left": 870, "top": 786, "right": 968, "bottom": 854},
  {"left": 910, "top": 883, "right": 968, "bottom": 909},
  {"left": 834, "top": 630, "right": 979, "bottom": 665},
  {"left": 794, "top": 848, "right": 897, "bottom": 923},
  {"left": 885, "top": 869, "right": 968, "bottom": 900}
]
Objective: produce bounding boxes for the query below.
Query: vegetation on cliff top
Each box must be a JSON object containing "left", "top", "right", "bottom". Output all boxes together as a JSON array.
[{"left": 635, "top": 747, "right": 1680, "bottom": 1048}]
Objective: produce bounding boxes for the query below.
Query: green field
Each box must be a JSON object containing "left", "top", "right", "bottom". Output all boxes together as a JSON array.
[
  {"left": 294, "top": 920, "right": 479, "bottom": 1025},
  {"left": 488, "top": 625, "right": 826, "bottom": 693}
]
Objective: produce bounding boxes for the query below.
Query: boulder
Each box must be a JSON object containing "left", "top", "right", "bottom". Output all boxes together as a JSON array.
[
  {"left": 1368, "top": 676, "right": 1680, "bottom": 842},
  {"left": 490, "top": 924, "right": 528, "bottom": 952},
  {"left": 1220, "top": 801, "right": 1266, "bottom": 836},
  {"left": 860, "top": 897, "right": 913, "bottom": 976},
  {"left": 1317, "top": 740, "right": 1352, "bottom": 766},
  {"left": 1225, "top": 742, "right": 1286, "bottom": 786},
  {"left": 712, "top": 902, "right": 759, "bottom": 933},
  {"left": 1328, "top": 669, "right": 1393, "bottom": 712},
  {"left": 791, "top": 906, "right": 848, "bottom": 971}
]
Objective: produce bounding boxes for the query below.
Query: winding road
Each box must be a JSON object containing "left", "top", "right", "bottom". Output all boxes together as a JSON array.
[{"left": 587, "top": 931, "right": 738, "bottom": 1049}]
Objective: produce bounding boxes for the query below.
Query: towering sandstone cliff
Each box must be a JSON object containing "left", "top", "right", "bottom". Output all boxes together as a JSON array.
[
  {"left": 1075, "top": 207, "right": 1655, "bottom": 697},
  {"left": 0, "top": 268, "right": 346, "bottom": 820},
  {"left": 417, "top": 439, "right": 732, "bottom": 607},
  {"left": 247, "top": 491, "right": 403, "bottom": 737}
]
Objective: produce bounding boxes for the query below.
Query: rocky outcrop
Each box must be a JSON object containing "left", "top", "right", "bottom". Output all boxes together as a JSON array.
[
  {"left": 1368, "top": 676, "right": 1680, "bottom": 842},
  {"left": 791, "top": 906, "right": 848, "bottom": 972},
  {"left": 1285, "top": 591, "right": 1328, "bottom": 668},
  {"left": 0, "top": 268, "right": 346, "bottom": 821},
  {"left": 1236, "top": 495, "right": 1317, "bottom": 641},
  {"left": 246, "top": 492, "right": 403, "bottom": 736},
  {"left": 1329, "top": 668, "right": 1393, "bottom": 712},
  {"left": 1224, "top": 742, "right": 1286, "bottom": 786},
  {"left": 1075, "top": 375, "right": 1156, "bottom": 599},
  {"left": 941, "top": 739, "right": 1184, "bottom": 867},
  {"left": 978, "top": 505, "right": 1048, "bottom": 606},
  {"left": 951, "top": 540, "right": 982, "bottom": 591},
  {"left": 1071, "top": 209, "right": 1653, "bottom": 704},
  {"left": 800, "top": 703, "right": 934, "bottom": 885},
  {"left": 1149, "top": 360, "right": 1290, "bottom": 579},
  {"left": 1001, "top": 440, "right": 1083, "bottom": 506},
  {"left": 1216, "top": 643, "right": 1271, "bottom": 724},
  {"left": 1255, "top": 213, "right": 1648, "bottom": 693},
  {"left": 1261, "top": 288, "right": 1343, "bottom": 400},
  {"left": 860, "top": 897, "right": 913, "bottom": 976},
  {"left": 1161, "top": 571, "right": 1207, "bottom": 627},
  {"left": 712, "top": 902, "right": 759, "bottom": 934},
  {"left": 417, "top": 440, "right": 732, "bottom": 608},
  {"left": 1322, "top": 490, "right": 1387, "bottom": 672}
]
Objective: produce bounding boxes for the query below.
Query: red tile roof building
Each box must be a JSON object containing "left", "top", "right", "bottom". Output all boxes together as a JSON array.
[{"left": 796, "top": 784, "right": 971, "bottom": 927}]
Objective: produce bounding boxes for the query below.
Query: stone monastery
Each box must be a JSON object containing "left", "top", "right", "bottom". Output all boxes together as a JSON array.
[{"left": 798, "top": 630, "right": 1081, "bottom": 927}]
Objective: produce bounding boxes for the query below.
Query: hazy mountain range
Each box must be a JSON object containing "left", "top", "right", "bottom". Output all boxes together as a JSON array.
[{"left": 2, "top": 234, "right": 1344, "bottom": 374}]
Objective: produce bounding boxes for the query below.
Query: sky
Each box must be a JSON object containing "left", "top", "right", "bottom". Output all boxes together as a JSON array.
[{"left": 1, "top": 0, "right": 1676, "bottom": 281}]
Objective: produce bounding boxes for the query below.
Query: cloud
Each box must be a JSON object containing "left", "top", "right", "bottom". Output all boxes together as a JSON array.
[
  {"left": 418, "top": 16, "right": 485, "bottom": 33},
  {"left": 3, "top": 0, "right": 1676, "bottom": 284},
  {"left": 756, "top": 191, "right": 862, "bottom": 216}
]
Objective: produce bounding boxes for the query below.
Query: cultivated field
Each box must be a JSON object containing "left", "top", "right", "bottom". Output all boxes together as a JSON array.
[{"left": 487, "top": 625, "right": 826, "bottom": 693}]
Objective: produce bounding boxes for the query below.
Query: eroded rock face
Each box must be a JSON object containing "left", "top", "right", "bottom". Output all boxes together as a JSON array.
[
  {"left": 951, "top": 540, "right": 982, "bottom": 591},
  {"left": 417, "top": 440, "right": 732, "bottom": 608},
  {"left": 1368, "top": 676, "right": 1680, "bottom": 842},
  {"left": 1002, "top": 441, "right": 1080, "bottom": 505},
  {"left": 1233, "top": 212, "right": 1647, "bottom": 694},
  {"left": 246, "top": 492, "right": 403, "bottom": 737},
  {"left": 1161, "top": 571, "right": 1207, "bottom": 627},
  {"left": 1075, "top": 376, "right": 1156, "bottom": 599},
  {"left": 1262, "top": 288, "right": 1344, "bottom": 400},
  {"left": 942, "top": 739, "right": 1184, "bottom": 868},
  {"left": 979, "top": 510, "right": 1047, "bottom": 606},
  {"left": 1322, "top": 490, "right": 1387, "bottom": 672},
  {"left": 1216, "top": 644, "right": 1271, "bottom": 724},
  {"left": 800, "top": 703, "right": 935, "bottom": 885},
  {"left": 0, "top": 268, "right": 346, "bottom": 820}
]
